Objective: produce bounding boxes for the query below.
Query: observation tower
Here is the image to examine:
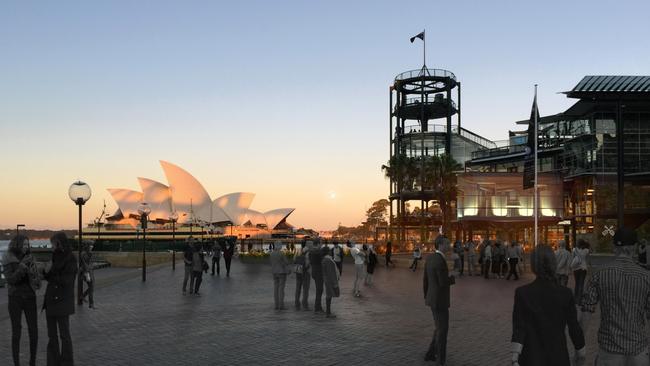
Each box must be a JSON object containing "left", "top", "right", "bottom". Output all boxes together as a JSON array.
[{"left": 387, "top": 66, "right": 494, "bottom": 246}]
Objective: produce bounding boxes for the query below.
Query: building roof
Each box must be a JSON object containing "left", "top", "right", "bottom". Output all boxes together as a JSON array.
[{"left": 565, "top": 75, "right": 650, "bottom": 99}]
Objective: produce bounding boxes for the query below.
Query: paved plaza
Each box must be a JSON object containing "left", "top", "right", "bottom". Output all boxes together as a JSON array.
[{"left": 0, "top": 256, "right": 622, "bottom": 366}]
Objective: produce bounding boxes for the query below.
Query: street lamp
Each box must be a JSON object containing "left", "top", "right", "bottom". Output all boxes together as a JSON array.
[
  {"left": 69, "top": 180, "right": 91, "bottom": 305},
  {"left": 169, "top": 211, "right": 178, "bottom": 271},
  {"left": 138, "top": 202, "right": 151, "bottom": 282},
  {"left": 16, "top": 224, "right": 25, "bottom": 237}
]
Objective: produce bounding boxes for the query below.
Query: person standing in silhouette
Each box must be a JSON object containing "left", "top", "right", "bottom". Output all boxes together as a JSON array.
[
  {"left": 223, "top": 241, "right": 235, "bottom": 277},
  {"left": 43, "top": 232, "right": 78, "bottom": 366},
  {"left": 80, "top": 242, "right": 96, "bottom": 308},
  {"left": 309, "top": 239, "right": 325, "bottom": 312},
  {"left": 182, "top": 237, "right": 195, "bottom": 294},
  {"left": 270, "top": 241, "right": 289, "bottom": 310},
  {"left": 322, "top": 246, "right": 340, "bottom": 318},
  {"left": 385, "top": 241, "right": 395, "bottom": 268}
]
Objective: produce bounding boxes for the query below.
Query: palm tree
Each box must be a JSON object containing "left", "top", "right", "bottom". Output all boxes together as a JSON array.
[{"left": 436, "top": 154, "right": 462, "bottom": 235}]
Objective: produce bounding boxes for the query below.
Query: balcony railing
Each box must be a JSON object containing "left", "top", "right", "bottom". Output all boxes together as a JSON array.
[{"left": 395, "top": 68, "right": 456, "bottom": 81}]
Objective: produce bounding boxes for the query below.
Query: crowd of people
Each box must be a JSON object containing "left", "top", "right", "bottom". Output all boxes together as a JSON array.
[{"left": 3, "top": 229, "right": 648, "bottom": 366}]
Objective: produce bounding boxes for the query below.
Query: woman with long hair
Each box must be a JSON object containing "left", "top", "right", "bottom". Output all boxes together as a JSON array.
[
  {"left": 2, "top": 234, "right": 39, "bottom": 366},
  {"left": 511, "top": 244, "right": 585, "bottom": 366},
  {"left": 44, "top": 232, "right": 78, "bottom": 366}
]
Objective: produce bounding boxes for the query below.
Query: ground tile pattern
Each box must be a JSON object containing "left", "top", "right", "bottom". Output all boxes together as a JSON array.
[{"left": 0, "top": 257, "right": 636, "bottom": 366}]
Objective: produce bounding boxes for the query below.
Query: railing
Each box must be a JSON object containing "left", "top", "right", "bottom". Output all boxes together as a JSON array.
[
  {"left": 471, "top": 144, "right": 528, "bottom": 160},
  {"left": 396, "top": 123, "right": 497, "bottom": 150},
  {"left": 402, "top": 97, "right": 458, "bottom": 111},
  {"left": 395, "top": 68, "right": 456, "bottom": 81}
]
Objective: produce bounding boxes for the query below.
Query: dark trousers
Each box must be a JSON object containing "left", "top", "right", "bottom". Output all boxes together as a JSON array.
[
  {"left": 192, "top": 271, "right": 203, "bottom": 293},
  {"left": 507, "top": 258, "right": 519, "bottom": 280},
  {"left": 483, "top": 259, "right": 491, "bottom": 279},
  {"left": 385, "top": 254, "right": 394, "bottom": 267},
  {"left": 273, "top": 273, "right": 287, "bottom": 309},
  {"left": 9, "top": 295, "right": 38, "bottom": 366},
  {"left": 312, "top": 274, "right": 324, "bottom": 311},
  {"left": 326, "top": 296, "right": 332, "bottom": 314},
  {"left": 427, "top": 307, "right": 449, "bottom": 365},
  {"left": 224, "top": 257, "right": 232, "bottom": 276},
  {"left": 574, "top": 269, "right": 587, "bottom": 305},
  {"left": 459, "top": 256, "right": 464, "bottom": 275},
  {"left": 295, "top": 273, "right": 311, "bottom": 308},
  {"left": 46, "top": 315, "right": 73, "bottom": 366},
  {"left": 335, "top": 260, "right": 342, "bottom": 275},
  {"left": 410, "top": 258, "right": 420, "bottom": 270},
  {"left": 211, "top": 256, "right": 220, "bottom": 275}
]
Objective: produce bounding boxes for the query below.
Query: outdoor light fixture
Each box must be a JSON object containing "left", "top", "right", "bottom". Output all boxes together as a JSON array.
[
  {"left": 69, "top": 180, "right": 91, "bottom": 305},
  {"left": 169, "top": 211, "right": 178, "bottom": 271},
  {"left": 138, "top": 202, "right": 151, "bottom": 282}
]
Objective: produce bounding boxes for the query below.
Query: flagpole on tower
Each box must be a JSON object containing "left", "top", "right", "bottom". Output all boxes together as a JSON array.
[{"left": 423, "top": 29, "right": 426, "bottom": 67}]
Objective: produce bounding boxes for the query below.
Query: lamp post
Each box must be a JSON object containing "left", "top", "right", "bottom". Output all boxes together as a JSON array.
[
  {"left": 169, "top": 211, "right": 178, "bottom": 271},
  {"left": 69, "top": 180, "right": 91, "bottom": 306},
  {"left": 16, "top": 224, "right": 25, "bottom": 237},
  {"left": 138, "top": 202, "right": 151, "bottom": 282}
]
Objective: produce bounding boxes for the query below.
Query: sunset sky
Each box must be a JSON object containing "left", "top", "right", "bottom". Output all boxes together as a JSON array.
[{"left": 1, "top": 0, "right": 649, "bottom": 230}]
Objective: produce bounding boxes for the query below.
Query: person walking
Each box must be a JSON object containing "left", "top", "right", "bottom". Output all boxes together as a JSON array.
[
  {"left": 554, "top": 240, "right": 571, "bottom": 287},
  {"left": 511, "top": 244, "right": 586, "bottom": 366},
  {"left": 465, "top": 239, "right": 477, "bottom": 276},
  {"left": 331, "top": 241, "right": 344, "bottom": 276},
  {"left": 223, "top": 241, "right": 234, "bottom": 277},
  {"left": 494, "top": 241, "right": 506, "bottom": 279},
  {"left": 44, "top": 232, "right": 78, "bottom": 366},
  {"left": 3, "top": 235, "right": 39, "bottom": 366},
  {"left": 483, "top": 241, "right": 493, "bottom": 279},
  {"left": 410, "top": 245, "right": 422, "bottom": 272},
  {"left": 322, "top": 246, "right": 340, "bottom": 318},
  {"left": 348, "top": 242, "right": 365, "bottom": 297},
  {"left": 190, "top": 244, "right": 206, "bottom": 296},
  {"left": 79, "top": 242, "right": 96, "bottom": 308},
  {"left": 211, "top": 241, "right": 222, "bottom": 276},
  {"left": 385, "top": 241, "right": 395, "bottom": 268},
  {"left": 300, "top": 241, "right": 313, "bottom": 310},
  {"left": 453, "top": 240, "right": 464, "bottom": 276},
  {"left": 293, "top": 243, "right": 309, "bottom": 310},
  {"left": 365, "top": 245, "right": 377, "bottom": 286},
  {"left": 506, "top": 240, "right": 520, "bottom": 281},
  {"left": 571, "top": 239, "right": 590, "bottom": 305},
  {"left": 580, "top": 228, "right": 650, "bottom": 365},
  {"left": 309, "top": 240, "right": 325, "bottom": 312},
  {"left": 423, "top": 235, "right": 455, "bottom": 365},
  {"left": 269, "top": 241, "right": 289, "bottom": 310},
  {"left": 182, "top": 238, "right": 194, "bottom": 295}
]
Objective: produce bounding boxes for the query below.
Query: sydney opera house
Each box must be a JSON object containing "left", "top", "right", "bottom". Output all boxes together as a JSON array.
[{"left": 93, "top": 161, "right": 295, "bottom": 239}]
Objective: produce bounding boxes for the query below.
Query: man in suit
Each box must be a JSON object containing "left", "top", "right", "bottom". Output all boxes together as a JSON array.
[{"left": 423, "top": 235, "right": 454, "bottom": 365}]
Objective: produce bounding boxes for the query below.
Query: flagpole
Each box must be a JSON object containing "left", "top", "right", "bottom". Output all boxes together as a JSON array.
[
  {"left": 534, "top": 84, "right": 538, "bottom": 247},
  {"left": 423, "top": 29, "right": 426, "bottom": 67}
]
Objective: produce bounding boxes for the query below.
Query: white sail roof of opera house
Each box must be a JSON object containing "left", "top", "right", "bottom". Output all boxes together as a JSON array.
[{"left": 106, "top": 161, "right": 294, "bottom": 229}]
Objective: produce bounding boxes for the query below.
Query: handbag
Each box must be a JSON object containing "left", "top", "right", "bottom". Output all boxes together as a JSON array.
[{"left": 294, "top": 263, "right": 304, "bottom": 275}]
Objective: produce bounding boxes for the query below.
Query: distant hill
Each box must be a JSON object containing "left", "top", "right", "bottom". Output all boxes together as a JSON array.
[{"left": 1, "top": 229, "right": 78, "bottom": 240}]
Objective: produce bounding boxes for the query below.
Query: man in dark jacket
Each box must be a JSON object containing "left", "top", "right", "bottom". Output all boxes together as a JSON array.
[
  {"left": 423, "top": 236, "right": 454, "bottom": 365},
  {"left": 223, "top": 241, "right": 235, "bottom": 277},
  {"left": 322, "top": 246, "right": 340, "bottom": 318},
  {"left": 44, "top": 232, "right": 78, "bottom": 366},
  {"left": 3, "top": 234, "right": 39, "bottom": 366},
  {"left": 309, "top": 240, "right": 325, "bottom": 313}
]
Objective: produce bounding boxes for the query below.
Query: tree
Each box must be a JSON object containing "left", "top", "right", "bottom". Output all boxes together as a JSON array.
[{"left": 365, "top": 199, "right": 390, "bottom": 234}]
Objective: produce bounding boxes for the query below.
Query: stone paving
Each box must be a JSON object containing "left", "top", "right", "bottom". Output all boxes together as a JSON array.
[{"left": 0, "top": 255, "right": 627, "bottom": 366}]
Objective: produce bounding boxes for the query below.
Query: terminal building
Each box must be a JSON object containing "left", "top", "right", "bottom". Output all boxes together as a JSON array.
[{"left": 387, "top": 74, "right": 650, "bottom": 251}]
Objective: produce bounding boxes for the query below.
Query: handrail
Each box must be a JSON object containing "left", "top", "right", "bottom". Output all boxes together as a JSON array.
[
  {"left": 402, "top": 97, "right": 457, "bottom": 110},
  {"left": 395, "top": 68, "right": 456, "bottom": 81},
  {"left": 396, "top": 123, "right": 496, "bottom": 150}
]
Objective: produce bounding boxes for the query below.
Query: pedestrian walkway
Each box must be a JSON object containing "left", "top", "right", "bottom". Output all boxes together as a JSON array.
[{"left": 0, "top": 257, "right": 622, "bottom": 365}]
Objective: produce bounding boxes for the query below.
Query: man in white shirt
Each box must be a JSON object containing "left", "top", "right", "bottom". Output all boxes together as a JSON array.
[{"left": 347, "top": 242, "right": 365, "bottom": 297}]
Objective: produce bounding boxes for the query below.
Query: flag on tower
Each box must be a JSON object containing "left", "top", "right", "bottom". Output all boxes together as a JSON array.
[{"left": 410, "top": 31, "right": 425, "bottom": 43}]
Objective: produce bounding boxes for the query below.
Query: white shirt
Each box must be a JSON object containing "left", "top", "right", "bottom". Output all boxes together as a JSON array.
[{"left": 350, "top": 247, "right": 365, "bottom": 265}]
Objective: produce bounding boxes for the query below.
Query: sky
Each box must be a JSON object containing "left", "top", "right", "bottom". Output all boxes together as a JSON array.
[{"left": 1, "top": 0, "right": 649, "bottom": 231}]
